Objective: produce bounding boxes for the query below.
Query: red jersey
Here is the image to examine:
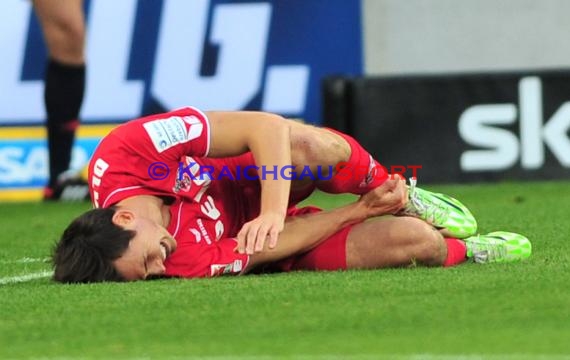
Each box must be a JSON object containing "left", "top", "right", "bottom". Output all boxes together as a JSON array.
[{"left": 88, "top": 107, "right": 262, "bottom": 277}]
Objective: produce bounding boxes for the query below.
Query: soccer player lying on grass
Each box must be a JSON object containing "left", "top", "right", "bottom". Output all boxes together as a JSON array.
[{"left": 52, "top": 107, "right": 531, "bottom": 282}]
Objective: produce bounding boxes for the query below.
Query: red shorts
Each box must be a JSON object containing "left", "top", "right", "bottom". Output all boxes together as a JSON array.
[{"left": 280, "top": 225, "right": 352, "bottom": 271}]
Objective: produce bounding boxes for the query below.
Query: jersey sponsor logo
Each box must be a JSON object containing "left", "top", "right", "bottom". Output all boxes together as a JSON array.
[
  {"left": 143, "top": 116, "right": 204, "bottom": 153},
  {"left": 189, "top": 228, "right": 203, "bottom": 244},
  {"left": 196, "top": 219, "right": 213, "bottom": 245}
]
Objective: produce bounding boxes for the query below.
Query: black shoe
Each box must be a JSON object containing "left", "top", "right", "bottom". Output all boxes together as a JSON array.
[{"left": 44, "top": 172, "right": 90, "bottom": 202}]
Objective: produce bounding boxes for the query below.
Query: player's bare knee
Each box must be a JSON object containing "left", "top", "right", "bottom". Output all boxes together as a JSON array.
[
  {"left": 421, "top": 232, "right": 446, "bottom": 266},
  {"left": 290, "top": 123, "right": 321, "bottom": 165},
  {"left": 290, "top": 123, "right": 349, "bottom": 170},
  {"left": 407, "top": 218, "right": 446, "bottom": 266}
]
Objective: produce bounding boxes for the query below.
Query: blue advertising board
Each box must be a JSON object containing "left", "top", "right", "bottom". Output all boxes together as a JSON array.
[
  {"left": 0, "top": 0, "right": 363, "bottom": 199},
  {"left": 1, "top": 0, "right": 362, "bottom": 125}
]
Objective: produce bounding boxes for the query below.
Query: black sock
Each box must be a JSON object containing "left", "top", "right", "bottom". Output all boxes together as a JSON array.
[{"left": 45, "top": 58, "right": 85, "bottom": 188}]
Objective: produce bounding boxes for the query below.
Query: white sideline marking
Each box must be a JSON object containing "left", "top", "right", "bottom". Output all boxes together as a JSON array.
[
  {"left": 0, "top": 270, "right": 53, "bottom": 285},
  {"left": 0, "top": 257, "right": 50, "bottom": 264},
  {"left": 32, "top": 355, "right": 570, "bottom": 360},
  {"left": 159, "top": 356, "right": 570, "bottom": 360},
  {"left": 0, "top": 348, "right": 565, "bottom": 359},
  {"left": 225, "top": 356, "right": 566, "bottom": 360}
]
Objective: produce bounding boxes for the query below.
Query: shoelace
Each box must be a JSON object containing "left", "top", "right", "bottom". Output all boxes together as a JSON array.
[
  {"left": 469, "top": 235, "right": 507, "bottom": 262},
  {"left": 405, "top": 177, "right": 449, "bottom": 224}
]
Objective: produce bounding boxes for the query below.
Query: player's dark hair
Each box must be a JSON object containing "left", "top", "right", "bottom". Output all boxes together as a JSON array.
[{"left": 52, "top": 207, "right": 135, "bottom": 283}]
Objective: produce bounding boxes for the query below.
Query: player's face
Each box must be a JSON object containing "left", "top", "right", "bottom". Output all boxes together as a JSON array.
[{"left": 112, "top": 214, "right": 177, "bottom": 281}]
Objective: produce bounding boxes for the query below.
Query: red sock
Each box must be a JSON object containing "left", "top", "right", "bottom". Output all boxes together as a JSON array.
[
  {"left": 443, "top": 238, "right": 468, "bottom": 267},
  {"left": 318, "top": 129, "right": 388, "bottom": 195}
]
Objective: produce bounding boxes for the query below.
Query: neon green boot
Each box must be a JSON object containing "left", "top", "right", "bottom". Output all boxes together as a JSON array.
[
  {"left": 464, "top": 231, "right": 532, "bottom": 263},
  {"left": 398, "top": 178, "right": 478, "bottom": 238}
]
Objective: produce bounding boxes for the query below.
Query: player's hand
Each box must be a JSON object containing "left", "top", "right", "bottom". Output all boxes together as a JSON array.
[
  {"left": 359, "top": 174, "right": 408, "bottom": 217},
  {"left": 236, "top": 212, "right": 285, "bottom": 255}
]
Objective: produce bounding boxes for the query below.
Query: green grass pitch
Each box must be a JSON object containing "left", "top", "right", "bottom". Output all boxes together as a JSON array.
[{"left": 1, "top": 181, "right": 570, "bottom": 359}]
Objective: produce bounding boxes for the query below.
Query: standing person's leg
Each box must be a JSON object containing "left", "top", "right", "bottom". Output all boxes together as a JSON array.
[{"left": 33, "top": 0, "right": 86, "bottom": 198}]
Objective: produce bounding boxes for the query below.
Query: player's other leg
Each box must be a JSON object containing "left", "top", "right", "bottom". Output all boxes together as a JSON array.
[
  {"left": 288, "top": 121, "right": 477, "bottom": 238},
  {"left": 286, "top": 216, "right": 531, "bottom": 272},
  {"left": 33, "top": 0, "right": 88, "bottom": 200},
  {"left": 345, "top": 219, "right": 531, "bottom": 269},
  {"left": 289, "top": 121, "right": 386, "bottom": 196},
  {"left": 462, "top": 231, "right": 532, "bottom": 264},
  {"left": 285, "top": 216, "right": 450, "bottom": 271},
  {"left": 345, "top": 217, "right": 448, "bottom": 269}
]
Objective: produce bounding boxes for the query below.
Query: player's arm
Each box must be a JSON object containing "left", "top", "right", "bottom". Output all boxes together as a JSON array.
[
  {"left": 168, "top": 202, "right": 359, "bottom": 277},
  {"left": 165, "top": 177, "right": 407, "bottom": 279},
  {"left": 115, "top": 108, "right": 291, "bottom": 252},
  {"left": 245, "top": 176, "right": 408, "bottom": 270},
  {"left": 206, "top": 111, "right": 292, "bottom": 255}
]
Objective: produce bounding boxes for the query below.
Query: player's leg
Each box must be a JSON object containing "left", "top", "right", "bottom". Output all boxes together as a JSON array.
[
  {"left": 345, "top": 220, "right": 531, "bottom": 268},
  {"left": 288, "top": 216, "right": 531, "bottom": 271},
  {"left": 288, "top": 216, "right": 450, "bottom": 271},
  {"left": 346, "top": 216, "right": 450, "bottom": 268},
  {"left": 289, "top": 121, "right": 386, "bottom": 196},
  {"left": 33, "top": 0, "right": 87, "bottom": 199},
  {"left": 288, "top": 121, "right": 337, "bottom": 198},
  {"left": 288, "top": 121, "right": 478, "bottom": 239}
]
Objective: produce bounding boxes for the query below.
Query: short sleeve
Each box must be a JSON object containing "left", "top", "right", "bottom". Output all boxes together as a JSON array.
[{"left": 163, "top": 238, "right": 250, "bottom": 278}]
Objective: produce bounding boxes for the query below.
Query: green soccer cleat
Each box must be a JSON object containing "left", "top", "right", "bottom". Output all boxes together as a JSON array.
[
  {"left": 463, "top": 231, "right": 532, "bottom": 264},
  {"left": 397, "top": 178, "right": 478, "bottom": 238}
]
